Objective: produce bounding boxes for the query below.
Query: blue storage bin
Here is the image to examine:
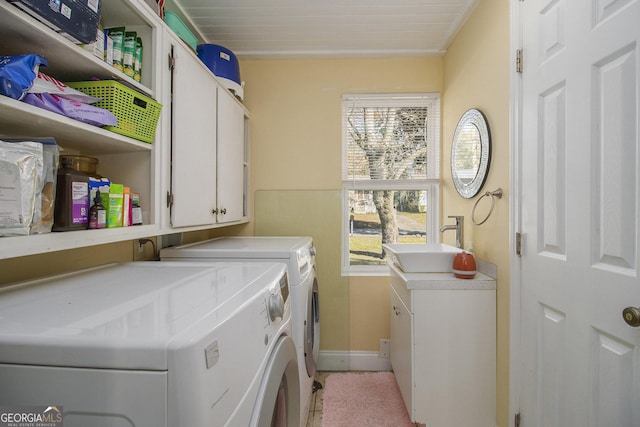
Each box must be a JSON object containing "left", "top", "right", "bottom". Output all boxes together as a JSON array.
[{"left": 196, "top": 44, "right": 241, "bottom": 84}]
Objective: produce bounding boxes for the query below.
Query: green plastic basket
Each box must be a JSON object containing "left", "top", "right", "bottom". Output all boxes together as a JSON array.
[{"left": 66, "top": 80, "right": 162, "bottom": 143}]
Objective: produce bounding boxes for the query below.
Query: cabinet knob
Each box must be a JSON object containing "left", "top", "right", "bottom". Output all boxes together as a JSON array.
[
  {"left": 220, "top": 208, "right": 227, "bottom": 215},
  {"left": 623, "top": 306, "right": 640, "bottom": 327},
  {"left": 212, "top": 209, "right": 218, "bottom": 215}
]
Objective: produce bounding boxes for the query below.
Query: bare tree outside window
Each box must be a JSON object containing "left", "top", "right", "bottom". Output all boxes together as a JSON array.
[{"left": 343, "top": 94, "right": 440, "bottom": 269}]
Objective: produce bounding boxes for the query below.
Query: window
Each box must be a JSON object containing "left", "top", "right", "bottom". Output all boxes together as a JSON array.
[{"left": 342, "top": 93, "right": 440, "bottom": 275}]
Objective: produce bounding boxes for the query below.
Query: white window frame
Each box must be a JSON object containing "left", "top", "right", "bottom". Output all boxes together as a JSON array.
[{"left": 341, "top": 93, "right": 441, "bottom": 276}]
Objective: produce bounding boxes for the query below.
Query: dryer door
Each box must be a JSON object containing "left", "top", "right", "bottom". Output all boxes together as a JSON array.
[
  {"left": 251, "top": 335, "right": 300, "bottom": 427},
  {"left": 304, "top": 275, "right": 320, "bottom": 377}
]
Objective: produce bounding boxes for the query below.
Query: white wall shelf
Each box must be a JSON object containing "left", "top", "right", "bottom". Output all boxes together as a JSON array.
[{"left": 0, "top": 97, "right": 153, "bottom": 155}]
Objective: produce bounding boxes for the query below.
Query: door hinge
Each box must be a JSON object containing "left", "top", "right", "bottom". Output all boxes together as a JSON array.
[
  {"left": 166, "top": 191, "right": 174, "bottom": 208},
  {"left": 515, "top": 232, "right": 522, "bottom": 256},
  {"left": 515, "top": 412, "right": 521, "bottom": 427},
  {"left": 516, "top": 49, "right": 523, "bottom": 73},
  {"left": 168, "top": 50, "right": 175, "bottom": 71}
]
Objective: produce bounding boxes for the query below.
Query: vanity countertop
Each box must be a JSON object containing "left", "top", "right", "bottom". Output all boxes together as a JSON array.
[{"left": 388, "top": 262, "right": 496, "bottom": 290}]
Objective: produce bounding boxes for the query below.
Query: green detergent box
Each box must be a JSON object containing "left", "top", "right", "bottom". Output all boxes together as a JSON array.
[
  {"left": 106, "top": 27, "right": 125, "bottom": 72},
  {"left": 106, "top": 183, "right": 124, "bottom": 228}
]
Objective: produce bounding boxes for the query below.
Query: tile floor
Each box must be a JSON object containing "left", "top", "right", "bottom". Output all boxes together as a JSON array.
[{"left": 305, "top": 371, "right": 329, "bottom": 427}]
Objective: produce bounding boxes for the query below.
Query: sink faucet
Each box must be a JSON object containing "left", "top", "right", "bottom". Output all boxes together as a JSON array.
[{"left": 440, "top": 215, "right": 463, "bottom": 248}]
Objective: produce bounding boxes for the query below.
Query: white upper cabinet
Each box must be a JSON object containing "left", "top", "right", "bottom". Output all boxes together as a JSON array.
[{"left": 166, "top": 33, "right": 249, "bottom": 229}]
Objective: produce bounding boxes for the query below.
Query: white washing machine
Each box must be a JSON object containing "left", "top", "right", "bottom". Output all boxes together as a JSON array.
[
  {"left": 0, "top": 261, "right": 300, "bottom": 427},
  {"left": 160, "top": 236, "right": 320, "bottom": 426}
]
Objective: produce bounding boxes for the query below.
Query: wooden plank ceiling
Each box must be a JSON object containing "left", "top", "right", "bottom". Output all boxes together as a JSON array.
[{"left": 171, "top": 0, "right": 480, "bottom": 58}]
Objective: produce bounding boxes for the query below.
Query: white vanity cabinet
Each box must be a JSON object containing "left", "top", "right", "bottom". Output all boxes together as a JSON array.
[
  {"left": 389, "top": 263, "right": 496, "bottom": 427},
  {"left": 165, "top": 34, "right": 248, "bottom": 228}
]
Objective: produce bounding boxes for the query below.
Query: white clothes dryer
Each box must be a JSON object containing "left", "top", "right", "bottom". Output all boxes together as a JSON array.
[
  {"left": 160, "top": 236, "right": 320, "bottom": 426},
  {"left": 0, "top": 261, "right": 300, "bottom": 427}
]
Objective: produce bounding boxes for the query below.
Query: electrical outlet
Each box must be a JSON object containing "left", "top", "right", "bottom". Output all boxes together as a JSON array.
[
  {"left": 133, "top": 240, "right": 146, "bottom": 261},
  {"left": 379, "top": 339, "right": 390, "bottom": 358},
  {"left": 133, "top": 238, "right": 156, "bottom": 261}
]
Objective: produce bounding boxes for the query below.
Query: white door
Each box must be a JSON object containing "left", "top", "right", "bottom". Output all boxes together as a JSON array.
[
  {"left": 216, "top": 89, "right": 246, "bottom": 223},
  {"left": 169, "top": 37, "right": 218, "bottom": 227},
  {"left": 518, "top": 0, "right": 640, "bottom": 426}
]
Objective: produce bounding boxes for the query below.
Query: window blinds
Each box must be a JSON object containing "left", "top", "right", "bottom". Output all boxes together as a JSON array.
[{"left": 342, "top": 94, "right": 440, "bottom": 185}]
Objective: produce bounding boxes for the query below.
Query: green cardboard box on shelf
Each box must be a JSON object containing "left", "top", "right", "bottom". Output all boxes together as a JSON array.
[{"left": 106, "top": 183, "right": 124, "bottom": 228}]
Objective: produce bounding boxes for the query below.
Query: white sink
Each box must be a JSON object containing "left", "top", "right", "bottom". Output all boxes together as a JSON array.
[{"left": 382, "top": 243, "right": 463, "bottom": 273}]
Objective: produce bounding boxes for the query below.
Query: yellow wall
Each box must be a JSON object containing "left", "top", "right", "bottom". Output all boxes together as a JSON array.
[
  {"left": 349, "top": 276, "right": 390, "bottom": 350},
  {"left": 241, "top": 58, "right": 443, "bottom": 191},
  {"left": 0, "top": 227, "right": 247, "bottom": 287},
  {"left": 240, "top": 57, "right": 443, "bottom": 353},
  {"left": 442, "top": 0, "right": 510, "bottom": 426},
  {"left": 0, "top": 241, "right": 140, "bottom": 286}
]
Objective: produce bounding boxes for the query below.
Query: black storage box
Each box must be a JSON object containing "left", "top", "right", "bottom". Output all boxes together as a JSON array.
[{"left": 8, "top": 0, "right": 102, "bottom": 44}]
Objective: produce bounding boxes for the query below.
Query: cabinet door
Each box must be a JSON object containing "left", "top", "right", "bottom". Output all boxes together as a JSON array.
[
  {"left": 169, "top": 40, "right": 218, "bottom": 227},
  {"left": 216, "top": 89, "right": 246, "bottom": 223},
  {"left": 413, "top": 290, "right": 496, "bottom": 426},
  {"left": 390, "top": 285, "right": 413, "bottom": 419}
]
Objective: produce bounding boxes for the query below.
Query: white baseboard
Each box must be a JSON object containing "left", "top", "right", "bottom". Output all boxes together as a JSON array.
[{"left": 317, "top": 350, "right": 392, "bottom": 372}]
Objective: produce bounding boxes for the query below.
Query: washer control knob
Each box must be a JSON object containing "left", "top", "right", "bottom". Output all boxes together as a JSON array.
[{"left": 268, "top": 293, "right": 284, "bottom": 321}]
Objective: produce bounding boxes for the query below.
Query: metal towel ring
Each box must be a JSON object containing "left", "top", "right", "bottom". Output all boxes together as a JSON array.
[{"left": 471, "top": 188, "right": 503, "bottom": 225}]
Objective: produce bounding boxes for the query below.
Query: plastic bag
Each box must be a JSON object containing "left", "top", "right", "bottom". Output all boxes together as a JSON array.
[
  {"left": 0, "top": 54, "right": 47, "bottom": 100},
  {"left": 22, "top": 93, "right": 118, "bottom": 127},
  {"left": 30, "top": 72, "right": 101, "bottom": 104},
  {"left": 3, "top": 138, "right": 59, "bottom": 234},
  {"left": 0, "top": 140, "right": 43, "bottom": 236}
]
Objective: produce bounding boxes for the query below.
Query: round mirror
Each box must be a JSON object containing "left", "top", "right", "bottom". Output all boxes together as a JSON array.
[{"left": 451, "top": 109, "right": 491, "bottom": 198}]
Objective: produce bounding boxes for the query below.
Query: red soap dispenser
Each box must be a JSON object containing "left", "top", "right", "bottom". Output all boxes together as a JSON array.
[{"left": 452, "top": 251, "right": 477, "bottom": 279}]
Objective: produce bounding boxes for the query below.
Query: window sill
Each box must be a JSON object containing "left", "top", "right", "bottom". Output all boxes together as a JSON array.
[{"left": 341, "top": 265, "right": 390, "bottom": 277}]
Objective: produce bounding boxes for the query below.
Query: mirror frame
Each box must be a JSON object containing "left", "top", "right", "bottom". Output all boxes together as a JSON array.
[{"left": 451, "top": 108, "right": 491, "bottom": 199}]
